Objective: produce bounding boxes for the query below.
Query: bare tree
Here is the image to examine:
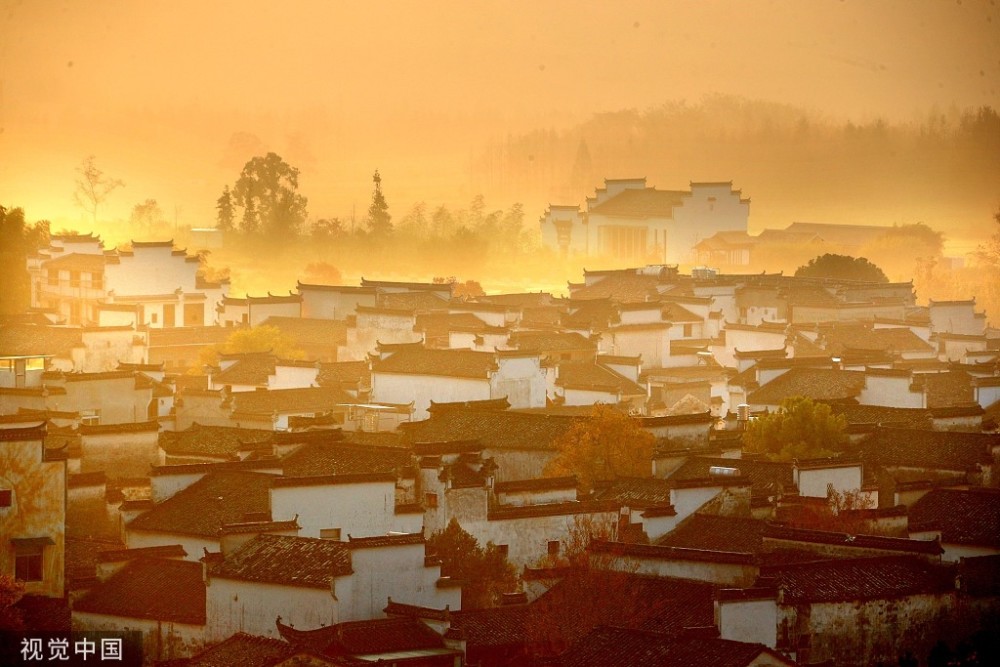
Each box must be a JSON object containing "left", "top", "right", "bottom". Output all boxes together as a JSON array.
[{"left": 73, "top": 156, "right": 124, "bottom": 225}]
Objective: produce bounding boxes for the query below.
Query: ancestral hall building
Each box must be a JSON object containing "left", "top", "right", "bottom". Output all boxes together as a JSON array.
[
  {"left": 28, "top": 234, "right": 229, "bottom": 327},
  {"left": 539, "top": 178, "right": 750, "bottom": 264}
]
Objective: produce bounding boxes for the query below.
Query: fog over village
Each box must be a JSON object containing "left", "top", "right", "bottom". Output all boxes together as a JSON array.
[{"left": 2, "top": 2, "right": 1000, "bottom": 666}]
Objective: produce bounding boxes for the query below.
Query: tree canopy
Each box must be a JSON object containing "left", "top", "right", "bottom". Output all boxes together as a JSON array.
[
  {"left": 742, "top": 396, "right": 849, "bottom": 462},
  {"left": 366, "top": 169, "right": 392, "bottom": 236},
  {"left": 0, "top": 206, "right": 50, "bottom": 316},
  {"left": 227, "top": 153, "right": 308, "bottom": 238},
  {"left": 426, "top": 518, "right": 518, "bottom": 609},
  {"left": 196, "top": 325, "right": 305, "bottom": 369},
  {"left": 794, "top": 253, "right": 888, "bottom": 283},
  {"left": 545, "top": 404, "right": 654, "bottom": 492}
]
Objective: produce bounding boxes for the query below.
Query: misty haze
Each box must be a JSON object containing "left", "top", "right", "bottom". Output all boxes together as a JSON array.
[{"left": 1, "top": 2, "right": 999, "bottom": 666}]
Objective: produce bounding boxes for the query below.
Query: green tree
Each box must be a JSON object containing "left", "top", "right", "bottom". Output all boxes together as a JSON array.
[
  {"left": 230, "top": 153, "right": 308, "bottom": 238},
  {"left": 196, "top": 324, "right": 305, "bottom": 369},
  {"left": 545, "top": 405, "right": 655, "bottom": 493},
  {"left": 426, "top": 519, "right": 519, "bottom": 609},
  {"left": 216, "top": 186, "right": 235, "bottom": 232},
  {"left": 366, "top": 169, "right": 392, "bottom": 236},
  {"left": 794, "top": 253, "right": 889, "bottom": 283},
  {"left": 743, "top": 396, "right": 848, "bottom": 462},
  {"left": 0, "top": 206, "right": 50, "bottom": 315},
  {"left": 73, "top": 155, "right": 124, "bottom": 226}
]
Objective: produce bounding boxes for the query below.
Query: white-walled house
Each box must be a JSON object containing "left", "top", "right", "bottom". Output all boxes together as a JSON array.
[
  {"left": 371, "top": 346, "right": 545, "bottom": 420},
  {"left": 540, "top": 179, "right": 750, "bottom": 264},
  {"left": 205, "top": 533, "right": 460, "bottom": 641},
  {"left": 28, "top": 236, "right": 229, "bottom": 327}
]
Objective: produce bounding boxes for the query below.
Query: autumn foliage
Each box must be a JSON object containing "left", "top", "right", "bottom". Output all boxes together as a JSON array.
[{"left": 545, "top": 405, "right": 654, "bottom": 493}]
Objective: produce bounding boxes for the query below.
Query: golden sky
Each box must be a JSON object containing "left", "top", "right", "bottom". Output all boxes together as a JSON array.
[{"left": 1, "top": 0, "right": 997, "bottom": 228}]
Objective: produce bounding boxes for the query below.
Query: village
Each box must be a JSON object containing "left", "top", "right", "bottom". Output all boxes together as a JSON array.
[{"left": 1, "top": 174, "right": 999, "bottom": 667}]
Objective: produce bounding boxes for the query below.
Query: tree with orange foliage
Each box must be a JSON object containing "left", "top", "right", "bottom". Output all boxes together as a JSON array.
[
  {"left": 0, "top": 574, "right": 25, "bottom": 630},
  {"left": 545, "top": 405, "right": 654, "bottom": 493}
]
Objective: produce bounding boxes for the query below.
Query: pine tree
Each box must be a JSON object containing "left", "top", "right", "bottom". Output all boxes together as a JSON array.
[
  {"left": 216, "top": 186, "right": 235, "bottom": 232},
  {"left": 366, "top": 169, "right": 392, "bottom": 237}
]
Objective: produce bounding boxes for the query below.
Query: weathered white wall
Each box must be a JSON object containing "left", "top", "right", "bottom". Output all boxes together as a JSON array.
[
  {"left": 270, "top": 481, "right": 396, "bottom": 539},
  {"left": 73, "top": 611, "right": 205, "bottom": 663},
  {"left": 718, "top": 598, "right": 778, "bottom": 648},
  {"left": 205, "top": 577, "right": 336, "bottom": 642}
]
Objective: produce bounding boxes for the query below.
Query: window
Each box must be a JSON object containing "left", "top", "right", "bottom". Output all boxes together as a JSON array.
[
  {"left": 47, "top": 270, "right": 58, "bottom": 286},
  {"left": 81, "top": 410, "right": 100, "bottom": 426},
  {"left": 0, "top": 489, "right": 12, "bottom": 508},
  {"left": 70, "top": 271, "right": 80, "bottom": 287},
  {"left": 425, "top": 493, "right": 439, "bottom": 508},
  {"left": 683, "top": 323, "right": 693, "bottom": 337},
  {"left": 497, "top": 544, "right": 509, "bottom": 557},
  {"left": 150, "top": 312, "right": 158, "bottom": 324},
  {"left": 547, "top": 540, "right": 560, "bottom": 556},
  {"left": 320, "top": 528, "right": 342, "bottom": 541},
  {"left": 15, "top": 549, "right": 44, "bottom": 582}
]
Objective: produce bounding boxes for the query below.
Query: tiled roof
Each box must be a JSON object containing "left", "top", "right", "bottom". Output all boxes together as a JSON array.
[
  {"left": 747, "top": 367, "right": 865, "bottom": 405},
  {"left": 0, "top": 324, "right": 84, "bottom": 357},
  {"left": 317, "top": 360, "right": 369, "bottom": 388},
  {"left": 556, "top": 361, "right": 645, "bottom": 395},
  {"left": 857, "top": 426, "right": 996, "bottom": 472},
  {"left": 258, "top": 316, "right": 348, "bottom": 347},
  {"left": 278, "top": 616, "right": 444, "bottom": 657},
  {"left": 448, "top": 604, "right": 531, "bottom": 648},
  {"left": 762, "top": 556, "right": 954, "bottom": 603},
  {"left": 667, "top": 457, "right": 793, "bottom": 494},
  {"left": 478, "top": 292, "right": 554, "bottom": 308},
  {"left": 185, "top": 633, "right": 297, "bottom": 667},
  {"left": 591, "top": 477, "right": 674, "bottom": 507},
  {"left": 231, "top": 386, "right": 352, "bottom": 415},
  {"left": 160, "top": 423, "right": 274, "bottom": 457},
  {"left": 372, "top": 347, "right": 497, "bottom": 379},
  {"left": 211, "top": 535, "right": 352, "bottom": 588},
  {"left": 590, "top": 540, "right": 756, "bottom": 565},
  {"left": 509, "top": 330, "right": 596, "bottom": 353},
  {"left": 530, "top": 571, "right": 718, "bottom": 648},
  {"left": 590, "top": 188, "right": 686, "bottom": 218},
  {"left": 825, "top": 402, "right": 931, "bottom": 429},
  {"left": 818, "top": 325, "right": 933, "bottom": 355},
  {"left": 74, "top": 558, "right": 206, "bottom": 624},
  {"left": 571, "top": 275, "right": 663, "bottom": 304},
  {"left": 909, "top": 488, "right": 1000, "bottom": 548},
  {"left": 42, "top": 252, "right": 107, "bottom": 271},
  {"left": 128, "top": 471, "right": 275, "bottom": 538},
  {"left": 562, "top": 299, "right": 620, "bottom": 329},
  {"left": 148, "top": 325, "right": 235, "bottom": 348},
  {"left": 656, "top": 514, "right": 768, "bottom": 553},
  {"left": 213, "top": 353, "right": 277, "bottom": 385},
  {"left": 400, "top": 408, "right": 578, "bottom": 451},
  {"left": 281, "top": 440, "right": 412, "bottom": 477},
  {"left": 556, "top": 626, "right": 779, "bottom": 667},
  {"left": 764, "top": 524, "right": 944, "bottom": 555},
  {"left": 912, "top": 370, "right": 975, "bottom": 408},
  {"left": 378, "top": 291, "right": 450, "bottom": 311}
]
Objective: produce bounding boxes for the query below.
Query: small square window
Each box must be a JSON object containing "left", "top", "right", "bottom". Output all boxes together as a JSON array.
[
  {"left": 16, "top": 551, "right": 43, "bottom": 582},
  {"left": 425, "top": 493, "right": 438, "bottom": 509},
  {"left": 547, "top": 540, "right": 560, "bottom": 556},
  {"left": 497, "top": 544, "right": 509, "bottom": 557},
  {"left": 320, "top": 528, "right": 342, "bottom": 541},
  {"left": 0, "top": 489, "right": 12, "bottom": 508},
  {"left": 151, "top": 313, "right": 158, "bottom": 324}
]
